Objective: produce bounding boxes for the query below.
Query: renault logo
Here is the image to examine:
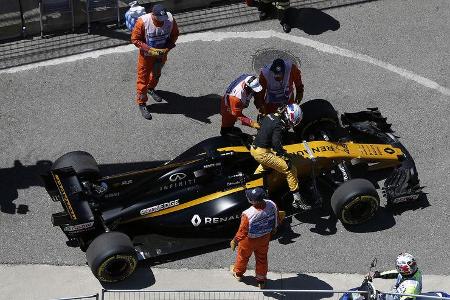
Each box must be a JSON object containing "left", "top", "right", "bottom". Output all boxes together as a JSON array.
[
  {"left": 191, "top": 214, "right": 201, "bottom": 227},
  {"left": 169, "top": 172, "right": 187, "bottom": 182}
]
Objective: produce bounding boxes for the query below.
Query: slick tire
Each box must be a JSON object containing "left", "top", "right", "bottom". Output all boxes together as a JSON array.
[
  {"left": 86, "top": 232, "right": 138, "bottom": 283},
  {"left": 331, "top": 178, "right": 380, "bottom": 225},
  {"left": 52, "top": 151, "right": 100, "bottom": 180},
  {"left": 295, "top": 99, "right": 341, "bottom": 141}
]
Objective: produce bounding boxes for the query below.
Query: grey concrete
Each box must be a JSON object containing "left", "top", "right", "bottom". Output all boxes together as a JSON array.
[
  {"left": 0, "top": 265, "right": 448, "bottom": 300},
  {"left": 0, "top": 0, "right": 448, "bottom": 278}
]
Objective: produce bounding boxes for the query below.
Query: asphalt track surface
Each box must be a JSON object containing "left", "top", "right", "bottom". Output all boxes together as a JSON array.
[{"left": 0, "top": 0, "right": 449, "bottom": 276}]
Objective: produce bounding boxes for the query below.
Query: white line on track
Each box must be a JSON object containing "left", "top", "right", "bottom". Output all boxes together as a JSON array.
[{"left": 2, "top": 30, "right": 449, "bottom": 97}]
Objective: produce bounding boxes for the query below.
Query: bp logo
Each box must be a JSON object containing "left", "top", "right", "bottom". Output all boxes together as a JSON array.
[{"left": 191, "top": 214, "right": 201, "bottom": 227}]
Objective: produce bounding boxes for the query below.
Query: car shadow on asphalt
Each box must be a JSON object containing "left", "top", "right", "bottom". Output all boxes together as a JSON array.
[
  {"left": 0, "top": 159, "right": 165, "bottom": 215},
  {"left": 101, "top": 265, "right": 156, "bottom": 290},
  {"left": 239, "top": 273, "right": 334, "bottom": 299},
  {"left": 285, "top": 7, "right": 340, "bottom": 35},
  {"left": 147, "top": 91, "right": 221, "bottom": 124}
]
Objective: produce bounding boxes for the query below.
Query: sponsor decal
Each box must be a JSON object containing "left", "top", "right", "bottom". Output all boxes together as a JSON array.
[
  {"left": 169, "top": 172, "right": 187, "bottom": 182},
  {"left": 160, "top": 179, "right": 196, "bottom": 191},
  {"left": 121, "top": 179, "right": 133, "bottom": 186},
  {"left": 203, "top": 162, "right": 221, "bottom": 169},
  {"left": 63, "top": 221, "right": 94, "bottom": 233},
  {"left": 338, "top": 164, "right": 349, "bottom": 181},
  {"left": 53, "top": 174, "right": 77, "bottom": 220},
  {"left": 384, "top": 147, "right": 395, "bottom": 154},
  {"left": 295, "top": 145, "right": 336, "bottom": 157},
  {"left": 140, "top": 199, "right": 180, "bottom": 215},
  {"left": 191, "top": 214, "right": 241, "bottom": 227},
  {"left": 391, "top": 194, "right": 420, "bottom": 204},
  {"left": 104, "top": 192, "right": 120, "bottom": 198}
]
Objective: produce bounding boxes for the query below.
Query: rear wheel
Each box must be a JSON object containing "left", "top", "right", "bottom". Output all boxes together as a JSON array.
[
  {"left": 52, "top": 151, "right": 100, "bottom": 180},
  {"left": 86, "top": 232, "right": 138, "bottom": 283},
  {"left": 295, "top": 99, "right": 342, "bottom": 141},
  {"left": 331, "top": 178, "right": 379, "bottom": 225}
]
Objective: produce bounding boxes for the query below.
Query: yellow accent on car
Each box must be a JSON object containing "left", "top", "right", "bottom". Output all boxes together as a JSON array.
[
  {"left": 53, "top": 173, "right": 77, "bottom": 220},
  {"left": 123, "top": 179, "right": 264, "bottom": 223}
]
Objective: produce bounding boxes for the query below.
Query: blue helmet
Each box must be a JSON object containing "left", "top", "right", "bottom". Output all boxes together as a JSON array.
[{"left": 245, "top": 187, "right": 266, "bottom": 203}]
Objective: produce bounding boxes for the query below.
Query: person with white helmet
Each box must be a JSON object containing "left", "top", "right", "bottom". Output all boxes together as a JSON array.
[
  {"left": 255, "top": 58, "right": 304, "bottom": 115},
  {"left": 250, "top": 103, "right": 311, "bottom": 210},
  {"left": 230, "top": 187, "right": 280, "bottom": 289},
  {"left": 372, "top": 253, "right": 422, "bottom": 300},
  {"left": 220, "top": 74, "right": 263, "bottom": 136}
]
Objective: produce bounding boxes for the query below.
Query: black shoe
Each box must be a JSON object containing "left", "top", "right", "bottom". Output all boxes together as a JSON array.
[
  {"left": 259, "top": 11, "right": 268, "bottom": 20},
  {"left": 148, "top": 89, "right": 163, "bottom": 102},
  {"left": 139, "top": 104, "right": 152, "bottom": 120},
  {"left": 292, "top": 192, "right": 312, "bottom": 210},
  {"left": 282, "top": 23, "right": 291, "bottom": 33}
]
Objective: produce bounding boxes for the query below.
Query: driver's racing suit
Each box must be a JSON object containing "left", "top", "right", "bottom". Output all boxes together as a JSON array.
[
  {"left": 376, "top": 269, "right": 422, "bottom": 300},
  {"left": 250, "top": 112, "right": 299, "bottom": 192}
]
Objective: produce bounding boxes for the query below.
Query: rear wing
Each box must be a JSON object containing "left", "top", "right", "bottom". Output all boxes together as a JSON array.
[{"left": 41, "top": 167, "right": 94, "bottom": 227}]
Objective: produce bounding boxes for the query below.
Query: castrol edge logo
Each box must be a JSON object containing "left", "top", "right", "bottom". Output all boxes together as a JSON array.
[{"left": 140, "top": 199, "right": 180, "bottom": 215}]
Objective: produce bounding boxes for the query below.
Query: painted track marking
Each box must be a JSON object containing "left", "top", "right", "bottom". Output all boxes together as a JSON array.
[{"left": 2, "top": 30, "right": 449, "bottom": 97}]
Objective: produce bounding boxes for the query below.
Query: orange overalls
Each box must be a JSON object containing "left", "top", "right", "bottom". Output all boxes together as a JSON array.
[
  {"left": 233, "top": 200, "right": 278, "bottom": 282},
  {"left": 255, "top": 61, "right": 304, "bottom": 114},
  {"left": 131, "top": 13, "right": 179, "bottom": 105}
]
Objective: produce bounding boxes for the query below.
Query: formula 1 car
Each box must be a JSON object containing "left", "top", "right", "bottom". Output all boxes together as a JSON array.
[{"left": 42, "top": 99, "right": 423, "bottom": 283}]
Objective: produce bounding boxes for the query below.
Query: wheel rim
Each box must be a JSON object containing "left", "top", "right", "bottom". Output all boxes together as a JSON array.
[
  {"left": 104, "top": 258, "right": 130, "bottom": 278},
  {"left": 98, "top": 254, "right": 137, "bottom": 282},
  {"left": 341, "top": 195, "right": 379, "bottom": 225}
]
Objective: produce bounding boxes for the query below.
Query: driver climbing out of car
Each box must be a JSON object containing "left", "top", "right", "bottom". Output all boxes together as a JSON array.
[
  {"left": 220, "top": 74, "right": 263, "bottom": 136},
  {"left": 230, "top": 187, "right": 281, "bottom": 289},
  {"left": 254, "top": 58, "right": 304, "bottom": 116},
  {"left": 250, "top": 103, "right": 312, "bottom": 210},
  {"left": 371, "top": 253, "right": 422, "bottom": 300}
]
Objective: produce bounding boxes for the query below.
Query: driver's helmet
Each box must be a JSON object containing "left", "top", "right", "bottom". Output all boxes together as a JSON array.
[
  {"left": 244, "top": 75, "right": 263, "bottom": 93},
  {"left": 396, "top": 253, "right": 418, "bottom": 276},
  {"left": 282, "top": 103, "right": 303, "bottom": 128}
]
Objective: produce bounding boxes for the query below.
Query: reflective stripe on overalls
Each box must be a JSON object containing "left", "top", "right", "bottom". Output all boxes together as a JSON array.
[
  {"left": 244, "top": 200, "right": 278, "bottom": 238},
  {"left": 141, "top": 12, "right": 174, "bottom": 52},
  {"left": 224, "top": 74, "right": 252, "bottom": 109}
]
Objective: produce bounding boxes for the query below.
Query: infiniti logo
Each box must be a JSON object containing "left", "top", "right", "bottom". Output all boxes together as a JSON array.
[{"left": 169, "top": 172, "right": 187, "bottom": 182}]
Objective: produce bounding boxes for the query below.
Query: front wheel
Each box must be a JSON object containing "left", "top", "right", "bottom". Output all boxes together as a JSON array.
[
  {"left": 331, "top": 178, "right": 380, "bottom": 225},
  {"left": 86, "top": 232, "right": 138, "bottom": 283}
]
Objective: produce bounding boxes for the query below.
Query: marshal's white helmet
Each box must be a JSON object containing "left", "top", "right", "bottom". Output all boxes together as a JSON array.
[
  {"left": 244, "top": 75, "right": 263, "bottom": 93},
  {"left": 396, "top": 253, "right": 418, "bottom": 276},
  {"left": 283, "top": 103, "right": 303, "bottom": 128}
]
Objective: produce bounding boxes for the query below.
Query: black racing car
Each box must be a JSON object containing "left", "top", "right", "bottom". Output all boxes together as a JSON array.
[{"left": 42, "top": 99, "right": 423, "bottom": 283}]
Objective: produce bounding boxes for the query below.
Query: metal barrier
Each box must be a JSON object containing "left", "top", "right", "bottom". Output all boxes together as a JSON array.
[
  {"left": 101, "top": 289, "right": 364, "bottom": 300},
  {"left": 52, "top": 293, "right": 99, "bottom": 300},
  {"left": 86, "top": 0, "right": 120, "bottom": 34},
  {"left": 39, "top": 0, "right": 75, "bottom": 37},
  {"left": 0, "top": 0, "right": 375, "bottom": 70}
]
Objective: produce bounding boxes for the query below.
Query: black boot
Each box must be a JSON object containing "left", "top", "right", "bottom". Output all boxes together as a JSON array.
[
  {"left": 138, "top": 104, "right": 152, "bottom": 120},
  {"left": 148, "top": 89, "right": 164, "bottom": 102},
  {"left": 278, "top": 8, "right": 291, "bottom": 33},
  {"left": 258, "top": 2, "right": 272, "bottom": 20}
]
